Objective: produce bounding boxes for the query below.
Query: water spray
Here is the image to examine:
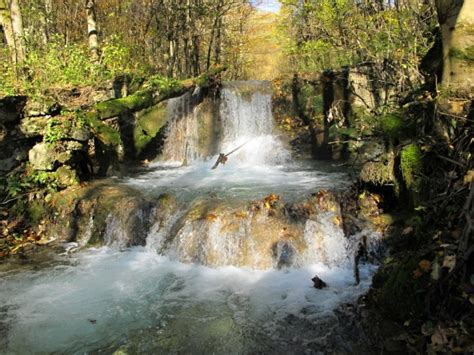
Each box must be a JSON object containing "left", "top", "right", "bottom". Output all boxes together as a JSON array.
[{"left": 211, "top": 140, "right": 251, "bottom": 169}]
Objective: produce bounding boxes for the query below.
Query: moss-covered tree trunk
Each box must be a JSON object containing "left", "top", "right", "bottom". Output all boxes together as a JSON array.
[{"left": 435, "top": 0, "right": 474, "bottom": 91}]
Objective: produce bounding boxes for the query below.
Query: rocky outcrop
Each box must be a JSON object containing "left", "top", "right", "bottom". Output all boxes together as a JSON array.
[
  {"left": 47, "top": 183, "right": 158, "bottom": 249},
  {"left": 146, "top": 189, "right": 386, "bottom": 269},
  {"left": 284, "top": 63, "right": 410, "bottom": 161},
  {"left": 0, "top": 67, "right": 227, "bottom": 181},
  {"left": 0, "top": 96, "right": 33, "bottom": 173}
]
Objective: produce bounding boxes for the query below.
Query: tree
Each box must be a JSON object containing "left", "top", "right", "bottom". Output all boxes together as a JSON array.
[
  {"left": 85, "top": 0, "right": 99, "bottom": 63},
  {"left": 435, "top": 0, "right": 474, "bottom": 90},
  {"left": 0, "top": 0, "right": 25, "bottom": 65}
]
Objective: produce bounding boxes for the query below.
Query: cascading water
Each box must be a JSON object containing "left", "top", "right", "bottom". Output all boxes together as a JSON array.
[
  {"left": 218, "top": 81, "right": 290, "bottom": 166},
  {"left": 161, "top": 90, "right": 201, "bottom": 163},
  {"left": 0, "top": 81, "right": 381, "bottom": 354}
]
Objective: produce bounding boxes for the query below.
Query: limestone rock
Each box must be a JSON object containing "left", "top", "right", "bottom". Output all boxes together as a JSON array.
[
  {"left": 28, "top": 141, "right": 85, "bottom": 170},
  {"left": 69, "top": 127, "right": 91, "bottom": 141},
  {"left": 19, "top": 115, "right": 50, "bottom": 137},
  {"left": 28, "top": 143, "right": 57, "bottom": 170},
  {"left": 49, "top": 183, "right": 155, "bottom": 249}
]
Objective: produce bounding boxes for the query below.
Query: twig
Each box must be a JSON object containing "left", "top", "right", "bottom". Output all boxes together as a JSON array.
[{"left": 436, "top": 154, "right": 466, "bottom": 168}]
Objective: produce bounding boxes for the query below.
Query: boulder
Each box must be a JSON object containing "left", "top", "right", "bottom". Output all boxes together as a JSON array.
[
  {"left": 19, "top": 116, "right": 50, "bottom": 137},
  {"left": 28, "top": 141, "right": 85, "bottom": 170},
  {"left": 48, "top": 183, "right": 155, "bottom": 249},
  {"left": 28, "top": 143, "right": 57, "bottom": 170},
  {"left": 312, "top": 275, "right": 328, "bottom": 289},
  {"left": 69, "top": 127, "right": 91, "bottom": 142}
]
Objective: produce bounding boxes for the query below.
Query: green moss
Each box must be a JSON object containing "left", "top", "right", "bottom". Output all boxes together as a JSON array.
[
  {"left": 133, "top": 102, "right": 168, "bottom": 154},
  {"left": 400, "top": 143, "right": 423, "bottom": 191},
  {"left": 95, "top": 90, "right": 154, "bottom": 119},
  {"left": 85, "top": 114, "right": 122, "bottom": 146},
  {"left": 449, "top": 46, "right": 474, "bottom": 62},
  {"left": 28, "top": 200, "right": 48, "bottom": 224},
  {"left": 194, "top": 65, "right": 227, "bottom": 88},
  {"left": 53, "top": 166, "right": 80, "bottom": 188},
  {"left": 380, "top": 113, "right": 405, "bottom": 140},
  {"left": 377, "top": 256, "right": 426, "bottom": 321}
]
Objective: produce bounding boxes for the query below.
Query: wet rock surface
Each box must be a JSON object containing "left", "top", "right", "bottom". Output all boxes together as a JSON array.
[{"left": 44, "top": 182, "right": 156, "bottom": 249}]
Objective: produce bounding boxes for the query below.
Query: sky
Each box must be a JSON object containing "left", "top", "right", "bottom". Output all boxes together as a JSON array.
[{"left": 253, "top": 0, "right": 281, "bottom": 13}]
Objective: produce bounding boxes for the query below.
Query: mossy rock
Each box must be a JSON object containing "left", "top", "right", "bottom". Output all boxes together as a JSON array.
[
  {"left": 194, "top": 65, "right": 228, "bottom": 88},
  {"left": 380, "top": 113, "right": 405, "bottom": 140},
  {"left": 196, "top": 99, "right": 220, "bottom": 156},
  {"left": 49, "top": 183, "right": 154, "bottom": 248},
  {"left": 85, "top": 113, "right": 122, "bottom": 146},
  {"left": 95, "top": 90, "right": 154, "bottom": 119},
  {"left": 376, "top": 256, "right": 426, "bottom": 321},
  {"left": 360, "top": 153, "right": 395, "bottom": 185},
  {"left": 53, "top": 166, "right": 80, "bottom": 188},
  {"left": 400, "top": 144, "right": 423, "bottom": 191},
  {"left": 133, "top": 102, "right": 168, "bottom": 154}
]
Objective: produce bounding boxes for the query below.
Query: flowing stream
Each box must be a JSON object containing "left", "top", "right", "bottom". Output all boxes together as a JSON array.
[{"left": 0, "top": 81, "right": 379, "bottom": 354}]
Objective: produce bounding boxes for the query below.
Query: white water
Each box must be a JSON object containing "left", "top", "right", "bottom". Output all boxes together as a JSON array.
[
  {"left": 128, "top": 81, "right": 348, "bottom": 202},
  {"left": 0, "top": 249, "right": 376, "bottom": 353},
  {"left": 0, "top": 81, "right": 379, "bottom": 353},
  {"left": 218, "top": 81, "right": 290, "bottom": 166}
]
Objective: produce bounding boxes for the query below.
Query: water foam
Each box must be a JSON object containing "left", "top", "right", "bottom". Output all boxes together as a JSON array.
[{"left": 0, "top": 248, "right": 377, "bottom": 353}]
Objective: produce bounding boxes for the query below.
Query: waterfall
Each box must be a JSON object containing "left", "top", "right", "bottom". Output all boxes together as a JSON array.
[
  {"left": 0, "top": 81, "right": 383, "bottom": 354},
  {"left": 218, "top": 81, "right": 290, "bottom": 166},
  {"left": 127, "top": 80, "right": 375, "bottom": 270},
  {"left": 161, "top": 91, "right": 201, "bottom": 163},
  {"left": 160, "top": 81, "right": 290, "bottom": 166}
]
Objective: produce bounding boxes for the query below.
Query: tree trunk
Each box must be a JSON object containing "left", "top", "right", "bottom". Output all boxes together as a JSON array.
[
  {"left": 214, "top": 17, "right": 222, "bottom": 65},
  {"left": 9, "top": 0, "right": 25, "bottom": 63},
  {"left": 0, "top": 0, "right": 25, "bottom": 65},
  {"left": 85, "top": 0, "right": 99, "bottom": 63},
  {"left": 39, "top": 0, "right": 53, "bottom": 45},
  {"left": 0, "top": 0, "right": 16, "bottom": 63},
  {"left": 435, "top": 0, "right": 474, "bottom": 90}
]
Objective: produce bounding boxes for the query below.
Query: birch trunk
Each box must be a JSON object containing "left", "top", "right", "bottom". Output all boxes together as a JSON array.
[
  {"left": 85, "top": 0, "right": 99, "bottom": 63},
  {"left": 435, "top": 0, "right": 474, "bottom": 90},
  {"left": 0, "top": 0, "right": 25, "bottom": 64},
  {"left": 0, "top": 0, "right": 15, "bottom": 60}
]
